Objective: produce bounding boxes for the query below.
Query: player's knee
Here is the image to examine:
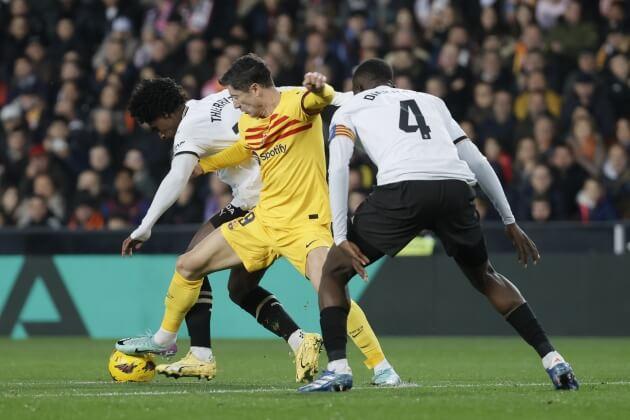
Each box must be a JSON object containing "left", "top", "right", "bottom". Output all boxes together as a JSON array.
[
  {"left": 176, "top": 253, "right": 203, "bottom": 280},
  {"left": 322, "top": 250, "right": 354, "bottom": 284},
  {"left": 227, "top": 281, "right": 246, "bottom": 305}
]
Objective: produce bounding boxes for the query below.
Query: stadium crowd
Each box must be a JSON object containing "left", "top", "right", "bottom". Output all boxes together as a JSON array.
[{"left": 0, "top": 0, "right": 629, "bottom": 230}]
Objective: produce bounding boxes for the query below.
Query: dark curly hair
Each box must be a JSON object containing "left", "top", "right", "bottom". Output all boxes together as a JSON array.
[{"left": 127, "top": 78, "right": 187, "bottom": 124}]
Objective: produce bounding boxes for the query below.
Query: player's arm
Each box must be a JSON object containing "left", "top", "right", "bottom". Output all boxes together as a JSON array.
[
  {"left": 122, "top": 153, "right": 198, "bottom": 255},
  {"left": 198, "top": 139, "right": 250, "bottom": 173},
  {"left": 278, "top": 85, "right": 353, "bottom": 107},
  {"left": 436, "top": 96, "right": 539, "bottom": 266},
  {"left": 455, "top": 139, "right": 539, "bottom": 265},
  {"left": 301, "top": 72, "right": 335, "bottom": 116},
  {"left": 328, "top": 124, "right": 370, "bottom": 279},
  {"left": 455, "top": 139, "right": 515, "bottom": 225}
]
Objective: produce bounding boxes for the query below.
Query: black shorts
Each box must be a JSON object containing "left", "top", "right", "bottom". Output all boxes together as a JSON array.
[
  {"left": 349, "top": 180, "right": 488, "bottom": 266},
  {"left": 208, "top": 203, "right": 249, "bottom": 228}
]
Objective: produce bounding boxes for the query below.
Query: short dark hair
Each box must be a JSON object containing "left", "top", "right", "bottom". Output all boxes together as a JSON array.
[
  {"left": 127, "top": 78, "right": 186, "bottom": 124},
  {"left": 352, "top": 58, "right": 394, "bottom": 90},
  {"left": 219, "top": 53, "right": 273, "bottom": 91}
]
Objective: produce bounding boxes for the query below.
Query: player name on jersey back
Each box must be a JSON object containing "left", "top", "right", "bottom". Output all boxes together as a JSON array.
[
  {"left": 331, "top": 86, "right": 476, "bottom": 186},
  {"left": 174, "top": 89, "right": 261, "bottom": 210}
]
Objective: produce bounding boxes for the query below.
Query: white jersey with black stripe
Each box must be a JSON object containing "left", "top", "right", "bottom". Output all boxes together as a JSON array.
[
  {"left": 173, "top": 89, "right": 261, "bottom": 209},
  {"left": 330, "top": 85, "right": 476, "bottom": 185}
]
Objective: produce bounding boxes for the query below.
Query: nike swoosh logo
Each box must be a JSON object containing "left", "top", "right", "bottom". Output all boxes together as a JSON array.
[{"left": 306, "top": 240, "right": 317, "bottom": 248}]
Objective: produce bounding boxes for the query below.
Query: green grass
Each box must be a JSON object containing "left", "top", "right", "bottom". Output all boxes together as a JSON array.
[{"left": 1, "top": 338, "right": 629, "bottom": 419}]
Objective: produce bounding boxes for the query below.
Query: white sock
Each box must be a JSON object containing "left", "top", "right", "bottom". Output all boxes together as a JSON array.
[
  {"left": 327, "top": 359, "right": 352, "bottom": 374},
  {"left": 374, "top": 358, "right": 392, "bottom": 374},
  {"left": 287, "top": 329, "right": 304, "bottom": 353},
  {"left": 542, "top": 351, "right": 566, "bottom": 370},
  {"left": 153, "top": 328, "right": 177, "bottom": 346},
  {"left": 190, "top": 346, "right": 213, "bottom": 361}
]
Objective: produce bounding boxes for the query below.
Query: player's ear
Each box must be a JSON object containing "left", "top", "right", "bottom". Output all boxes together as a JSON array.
[{"left": 250, "top": 83, "right": 261, "bottom": 96}]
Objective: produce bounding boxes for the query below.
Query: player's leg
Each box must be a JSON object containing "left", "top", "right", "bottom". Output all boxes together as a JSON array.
[
  {"left": 437, "top": 181, "right": 578, "bottom": 390},
  {"left": 116, "top": 227, "right": 243, "bottom": 355},
  {"left": 183, "top": 219, "right": 216, "bottom": 358},
  {"left": 227, "top": 265, "right": 303, "bottom": 348},
  {"left": 303, "top": 239, "right": 401, "bottom": 387},
  {"left": 156, "top": 219, "right": 217, "bottom": 379},
  {"left": 226, "top": 265, "right": 320, "bottom": 382},
  {"left": 454, "top": 250, "right": 578, "bottom": 390},
  {"left": 299, "top": 244, "right": 373, "bottom": 392}
]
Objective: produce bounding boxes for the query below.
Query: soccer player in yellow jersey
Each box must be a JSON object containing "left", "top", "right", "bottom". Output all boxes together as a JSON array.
[{"left": 118, "top": 54, "right": 401, "bottom": 386}]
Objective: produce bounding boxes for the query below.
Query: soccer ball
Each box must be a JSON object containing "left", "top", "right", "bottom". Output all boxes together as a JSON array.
[{"left": 108, "top": 350, "right": 156, "bottom": 382}]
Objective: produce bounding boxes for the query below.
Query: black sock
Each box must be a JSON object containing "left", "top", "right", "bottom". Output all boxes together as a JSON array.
[
  {"left": 506, "top": 302, "right": 555, "bottom": 358},
  {"left": 185, "top": 276, "right": 212, "bottom": 348},
  {"left": 239, "top": 287, "right": 299, "bottom": 341},
  {"left": 321, "top": 306, "right": 349, "bottom": 362}
]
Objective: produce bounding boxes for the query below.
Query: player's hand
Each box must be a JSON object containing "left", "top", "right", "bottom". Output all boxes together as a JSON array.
[
  {"left": 338, "top": 240, "right": 370, "bottom": 281},
  {"left": 122, "top": 236, "right": 144, "bottom": 256},
  {"left": 191, "top": 164, "right": 204, "bottom": 179},
  {"left": 505, "top": 223, "right": 540, "bottom": 268},
  {"left": 303, "top": 72, "right": 327, "bottom": 93}
]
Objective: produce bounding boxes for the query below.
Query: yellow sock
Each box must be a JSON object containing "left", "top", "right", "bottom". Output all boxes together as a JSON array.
[
  {"left": 347, "top": 300, "right": 385, "bottom": 369},
  {"left": 160, "top": 271, "right": 203, "bottom": 332}
]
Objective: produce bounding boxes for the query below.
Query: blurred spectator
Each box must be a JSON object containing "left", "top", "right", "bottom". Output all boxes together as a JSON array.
[
  {"left": 434, "top": 42, "right": 471, "bottom": 120},
  {"left": 76, "top": 169, "right": 104, "bottom": 205},
  {"left": 602, "top": 144, "right": 630, "bottom": 217},
  {"left": 88, "top": 144, "right": 116, "bottom": 191},
  {"left": 547, "top": 0, "right": 598, "bottom": 61},
  {"left": 514, "top": 70, "right": 561, "bottom": 121},
  {"left": 576, "top": 178, "right": 617, "bottom": 222},
  {"left": 17, "top": 195, "right": 62, "bottom": 229},
  {"left": 518, "top": 163, "right": 567, "bottom": 220},
  {"left": 549, "top": 144, "right": 588, "bottom": 219},
  {"left": 567, "top": 116, "right": 606, "bottom": 176},
  {"left": 67, "top": 192, "right": 105, "bottom": 230},
  {"left": 123, "top": 148, "right": 156, "bottom": 198},
  {"left": 604, "top": 53, "right": 630, "bottom": 119},
  {"left": 530, "top": 194, "right": 553, "bottom": 223},
  {"left": 478, "top": 90, "right": 516, "bottom": 154},
  {"left": 102, "top": 167, "right": 148, "bottom": 226},
  {"left": 532, "top": 115, "right": 557, "bottom": 161},
  {"left": 616, "top": 118, "right": 630, "bottom": 154},
  {"left": 561, "top": 72, "right": 615, "bottom": 139},
  {"left": 32, "top": 173, "right": 65, "bottom": 220},
  {"left": 1, "top": 186, "right": 20, "bottom": 226}
]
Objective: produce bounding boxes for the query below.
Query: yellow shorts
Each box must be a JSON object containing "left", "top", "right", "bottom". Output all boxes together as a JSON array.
[{"left": 221, "top": 209, "right": 332, "bottom": 276}]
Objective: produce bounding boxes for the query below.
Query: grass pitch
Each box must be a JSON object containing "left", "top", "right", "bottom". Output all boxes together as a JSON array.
[{"left": 1, "top": 337, "right": 629, "bottom": 419}]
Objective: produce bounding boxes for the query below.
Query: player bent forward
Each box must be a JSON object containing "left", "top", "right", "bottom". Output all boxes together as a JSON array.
[
  {"left": 118, "top": 55, "right": 401, "bottom": 386},
  {"left": 299, "top": 58, "right": 579, "bottom": 392}
]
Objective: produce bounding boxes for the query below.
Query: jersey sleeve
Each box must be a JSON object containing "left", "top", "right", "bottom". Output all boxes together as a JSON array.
[
  {"left": 300, "top": 83, "right": 335, "bottom": 119},
  {"left": 328, "top": 107, "right": 358, "bottom": 143},
  {"left": 328, "top": 108, "right": 358, "bottom": 244},
  {"left": 172, "top": 112, "right": 207, "bottom": 157},
  {"left": 435, "top": 97, "right": 468, "bottom": 144},
  {"left": 198, "top": 137, "right": 251, "bottom": 173},
  {"left": 331, "top": 91, "right": 354, "bottom": 107},
  {"left": 130, "top": 153, "right": 199, "bottom": 241}
]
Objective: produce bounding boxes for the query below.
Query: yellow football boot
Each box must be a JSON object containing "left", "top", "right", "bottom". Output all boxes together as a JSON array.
[
  {"left": 156, "top": 351, "right": 216, "bottom": 380},
  {"left": 294, "top": 333, "right": 323, "bottom": 383}
]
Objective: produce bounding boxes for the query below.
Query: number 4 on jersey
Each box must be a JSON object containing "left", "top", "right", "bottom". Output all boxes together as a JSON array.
[{"left": 399, "top": 100, "right": 431, "bottom": 140}]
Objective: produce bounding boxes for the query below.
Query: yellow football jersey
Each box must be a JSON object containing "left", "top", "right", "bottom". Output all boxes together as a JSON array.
[{"left": 200, "top": 85, "right": 335, "bottom": 228}]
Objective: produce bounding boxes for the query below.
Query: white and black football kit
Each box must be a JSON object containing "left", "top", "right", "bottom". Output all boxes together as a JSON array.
[
  {"left": 131, "top": 88, "right": 353, "bottom": 241},
  {"left": 328, "top": 86, "right": 515, "bottom": 265}
]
